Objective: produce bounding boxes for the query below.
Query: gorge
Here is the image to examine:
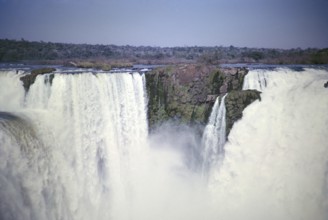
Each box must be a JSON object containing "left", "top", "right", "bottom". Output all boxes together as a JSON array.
[{"left": 0, "top": 65, "right": 327, "bottom": 220}]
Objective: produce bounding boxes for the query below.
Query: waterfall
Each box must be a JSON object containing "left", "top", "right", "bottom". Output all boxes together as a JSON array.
[
  {"left": 243, "top": 69, "right": 269, "bottom": 91},
  {"left": 0, "top": 110, "right": 76, "bottom": 220},
  {"left": 201, "top": 68, "right": 271, "bottom": 176},
  {"left": 1, "top": 67, "right": 328, "bottom": 220},
  {"left": 209, "top": 68, "right": 328, "bottom": 220},
  {"left": 201, "top": 94, "right": 227, "bottom": 176},
  {"left": 0, "top": 70, "right": 148, "bottom": 220}
]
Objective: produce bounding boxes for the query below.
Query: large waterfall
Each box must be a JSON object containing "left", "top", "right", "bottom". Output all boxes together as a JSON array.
[
  {"left": 0, "top": 67, "right": 328, "bottom": 220},
  {"left": 208, "top": 68, "right": 328, "bottom": 220},
  {"left": 0, "top": 70, "right": 149, "bottom": 220}
]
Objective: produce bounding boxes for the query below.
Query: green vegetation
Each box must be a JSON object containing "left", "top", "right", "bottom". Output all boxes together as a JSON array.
[
  {"left": 31, "top": 67, "right": 56, "bottom": 75},
  {"left": 0, "top": 39, "right": 327, "bottom": 65},
  {"left": 68, "top": 60, "right": 133, "bottom": 71},
  {"left": 146, "top": 65, "right": 249, "bottom": 129},
  {"left": 146, "top": 65, "right": 261, "bottom": 137},
  {"left": 310, "top": 48, "right": 328, "bottom": 64},
  {"left": 225, "top": 90, "right": 261, "bottom": 136},
  {"left": 146, "top": 65, "right": 213, "bottom": 128},
  {"left": 208, "top": 70, "right": 224, "bottom": 94}
]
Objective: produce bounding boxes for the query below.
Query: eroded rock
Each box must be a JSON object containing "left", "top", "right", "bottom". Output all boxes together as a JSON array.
[
  {"left": 225, "top": 90, "right": 261, "bottom": 136},
  {"left": 20, "top": 68, "right": 56, "bottom": 92},
  {"left": 146, "top": 65, "right": 250, "bottom": 130}
]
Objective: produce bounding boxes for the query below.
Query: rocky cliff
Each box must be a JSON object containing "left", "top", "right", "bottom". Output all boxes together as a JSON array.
[
  {"left": 18, "top": 65, "right": 260, "bottom": 139},
  {"left": 225, "top": 90, "right": 261, "bottom": 136},
  {"left": 146, "top": 64, "right": 261, "bottom": 137},
  {"left": 20, "top": 68, "right": 55, "bottom": 92}
]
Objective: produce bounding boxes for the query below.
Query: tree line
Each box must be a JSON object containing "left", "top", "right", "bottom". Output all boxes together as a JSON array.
[{"left": 0, "top": 38, "right": 327, "bottom": 65}]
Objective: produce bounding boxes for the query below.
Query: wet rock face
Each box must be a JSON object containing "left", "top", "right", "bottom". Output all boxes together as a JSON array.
[
  {"left": 146, "top": 65, "right": 213, "bottom": 128},
  {"left": 146, "top": 65, "right": 250, "bottom": 130},
  {"left": 20, "top": 68, "right": 56, "bottom": 92},
  {"left": 324, "top": 81, "right": 328, "bottom": 88},
  {"left": 210, "top": 67, "right": 248, "bottom": 96},
  {"left": 225, "top": 90, "right": 261, "bottom": 136}
]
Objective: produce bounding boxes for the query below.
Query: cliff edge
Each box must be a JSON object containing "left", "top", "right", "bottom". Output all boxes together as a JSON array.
[{"left": 146, "top": 64, "right": 260, "bottom": 135}]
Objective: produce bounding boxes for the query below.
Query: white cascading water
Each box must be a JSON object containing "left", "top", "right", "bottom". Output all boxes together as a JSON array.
[
  {"left": 1, "top": 67, "right": 328, "bottom": 220},
  {"left": 242, "top": 69, "right": 270, "bottom": 91},
  {"left": 201, "top": 94, "right": 227, "bottom": 176},
  {"left": 0, "top": 70, "right": 149, "bottom": 220},
  {"left": 209, "top": 68, "right": 328, "bottom": 220}
]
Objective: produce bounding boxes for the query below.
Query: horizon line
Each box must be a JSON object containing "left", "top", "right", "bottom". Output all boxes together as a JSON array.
[{"left": 1, "top": 38, "right": 327, "bottom": 51}]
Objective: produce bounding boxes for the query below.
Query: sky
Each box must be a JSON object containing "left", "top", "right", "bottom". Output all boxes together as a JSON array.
[{"left": 0, "top": 0, "right": 327, "bottom": 49}]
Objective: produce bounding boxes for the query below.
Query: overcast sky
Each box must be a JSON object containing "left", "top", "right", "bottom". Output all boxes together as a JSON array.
[{"left": 0, "top": 0, "right": 327, "bottom": 48}]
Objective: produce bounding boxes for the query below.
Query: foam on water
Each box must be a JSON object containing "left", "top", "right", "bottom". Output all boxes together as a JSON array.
[
  {"left": 0, "top": 68, "right": 328, "bottom": 220},
  {"left": 209, "top": 68, "right": 328, "bottom": 220},
  {"left": 0, "top": 71, "right": 149, "bottom": 220}
]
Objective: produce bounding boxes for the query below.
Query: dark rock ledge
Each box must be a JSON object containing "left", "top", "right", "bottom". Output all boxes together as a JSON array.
[
  {"left": 225, "top": 90, "right": 261, "bottom": 137},
  {"left": 20, "top": 68, "right": 56, "bottom": 92},
  {"left": 146, "top": 64, "right": 261, "bottom": 134},
  {"left": 324, "top": 81, "right": 328, "bottom": 88}
]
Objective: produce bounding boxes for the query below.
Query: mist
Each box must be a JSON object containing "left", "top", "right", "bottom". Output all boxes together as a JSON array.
[
  {"left": 0, "top": 68, "right": 327, "bottom": 220},
  {"left": 119, "top": 121, "right": 215, "bottom": 220}
]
